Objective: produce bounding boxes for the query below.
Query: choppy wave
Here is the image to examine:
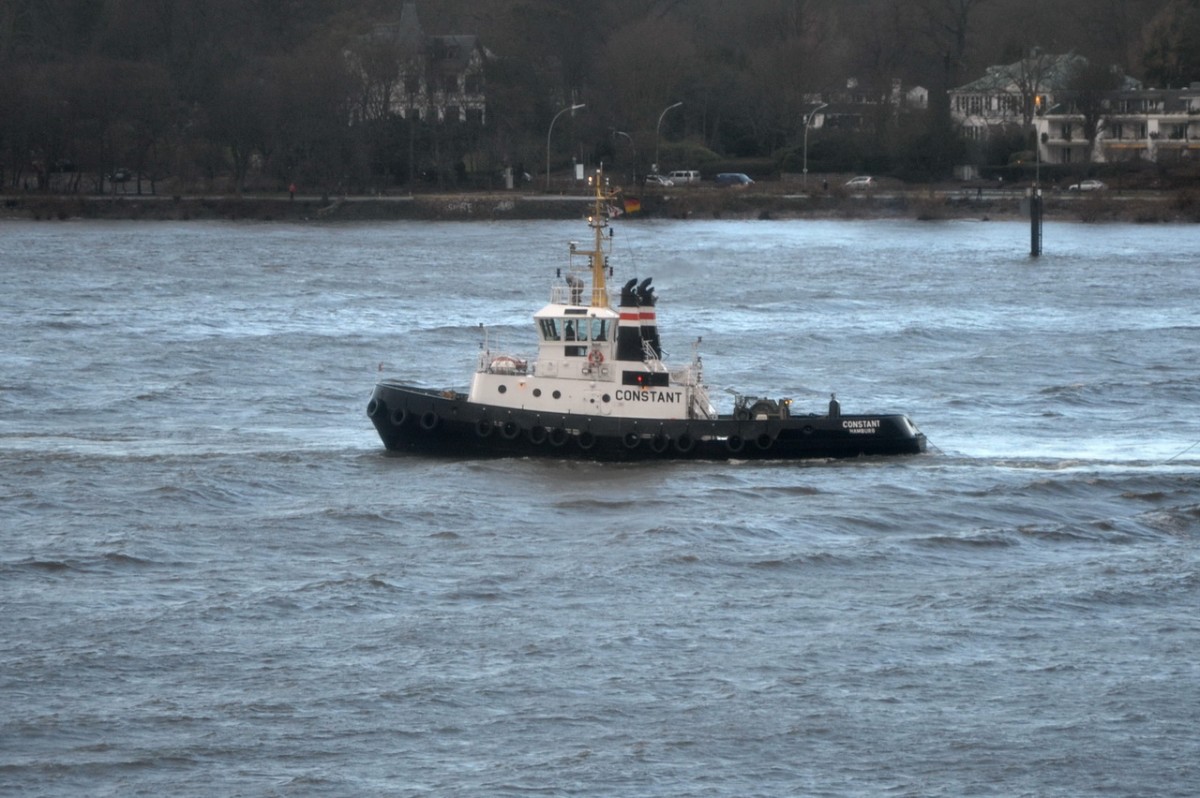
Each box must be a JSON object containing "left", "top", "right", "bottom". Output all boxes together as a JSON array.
[{"left": 4, "top": 219, "right": 1200, "bottom": 797}]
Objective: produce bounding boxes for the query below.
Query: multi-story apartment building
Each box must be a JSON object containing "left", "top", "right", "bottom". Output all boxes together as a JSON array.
[
  {"left": 950, "top": 51, "right": 1200, "bottom": 165},
  {"left": 1034, "top": 86, "right": 1200, "bottom": 164}
]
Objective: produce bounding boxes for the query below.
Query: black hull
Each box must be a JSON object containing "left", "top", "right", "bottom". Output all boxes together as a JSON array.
[{"left": 368, "top": 382, "right": 926, "bottom": 461}]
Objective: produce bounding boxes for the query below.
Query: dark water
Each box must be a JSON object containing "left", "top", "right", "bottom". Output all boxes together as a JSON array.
[{"left": 3, "top": 217, "right": 1199, "bottom": 797}]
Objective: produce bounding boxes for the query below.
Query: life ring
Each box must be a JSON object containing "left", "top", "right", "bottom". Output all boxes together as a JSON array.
[
  {"left": 673, "top": 433, "right": 695, "bottom": 454},
  {"left": 501, "top": 421, "right": 521, "bottom": 439},
  {"left": 475, "top": 418, "right": 493, "bottom": 438},
  {"left": 725, "top": 434, "right": 744, "bottom": 453},
  {"left": 577, "top": 431, "right": 596, "bottom": 450},
  {"left": 622, "top": 432, "right": 641, "bottom": 449},
  {"left": 419, "top": 410, "right": 439, "bottom": 430},
  {"left": 588, "top": 349, "right": 604, "bottom": 366},
  {"left": 527, "top": 425, "right": 548, "bottom": 444},
  {"left": 366, "top": 398, "right": 384, "bottom": 419},
  {"left": 650, "top": 433, "right": 669, "bottom": 453},
  {"left": 755, "top": 432, "right": 775, "bottom": 450},
  {"left": 548, "top": 428, "right": 568, "bottom": 446}
]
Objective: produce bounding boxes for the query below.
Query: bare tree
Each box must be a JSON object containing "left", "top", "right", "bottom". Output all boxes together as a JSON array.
[
  {"left": 1007, "top": 49, "right": 1076, "bottom": 129},
  {"left": 915, "top": 0, "right": 992, "bottom": 89},
  {"left": 1141, "top": 0, "right": 1200, "bottom": 87},
  {"left": 590, "top": 15, "right": 696, "bottom": 162},
  {"left": 346, "top": 30, "right": 403, "bottom": 123},
  {"left": 1069, "top": 0, "right": 1163, "bottom": 76},
  {"left": 1063, "top": 58, "right": 1126, "bottom": 161}
]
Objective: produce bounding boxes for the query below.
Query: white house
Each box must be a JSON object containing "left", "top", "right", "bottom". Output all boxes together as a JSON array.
[
  {"left": 347, "top": 3, "right": 488, "bottom": 125},
  {"left": 804, "top": 78, "right": 928, "bottom": 131},
  {"left": 949, "top": 52, "right": 1090, "bottom": 140}
]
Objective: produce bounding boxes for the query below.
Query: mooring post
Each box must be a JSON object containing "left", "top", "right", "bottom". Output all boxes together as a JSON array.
[{"left": 1029, "top": 187, "right": 1043, "bottom": 257}]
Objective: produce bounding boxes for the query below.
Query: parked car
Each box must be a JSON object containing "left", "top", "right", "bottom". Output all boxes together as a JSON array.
[
  {"left": 844, "top": 175, "right": 875, "bottom": 189},
  {"left": 1068, "top": 179, "right": 1106, "bottom": 191},
  {"left": 667, "top": 169, "right": 701, "bottom": 185},
  {"left": 714, "top": 172, "right": 754, "bottom": 188},
  {"left": 644, "top": 174, "right": 675, "bottom": 187},
  {"left": 107, "top": 168, "right": 133, "bottom": 183}
]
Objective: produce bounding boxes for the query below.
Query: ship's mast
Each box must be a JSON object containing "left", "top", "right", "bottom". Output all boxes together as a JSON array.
[{"left": 581, "top": 169, "right": 611, "bottom": 308}]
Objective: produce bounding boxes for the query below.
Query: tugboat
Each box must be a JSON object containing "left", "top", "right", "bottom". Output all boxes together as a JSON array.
[{"left": 367, "top": 169, "right": 926, "bottom": 461}]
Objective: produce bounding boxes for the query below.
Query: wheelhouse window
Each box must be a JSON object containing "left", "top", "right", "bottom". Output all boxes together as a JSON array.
[
  {"left": 544, "top": 316, "right": 611, "bottom": 343},
  {"left": 563, "top": 319, "right": 589, "bottom": 341},
  {"left": 589, "top": 318, "right": 609, "bottom": 342}
]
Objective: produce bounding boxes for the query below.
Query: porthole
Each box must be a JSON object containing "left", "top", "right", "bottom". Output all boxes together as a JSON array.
[
  {"left": 533, "top": 388, "right": 542, "bottom": 397},
  {"left": 552, "top": 390, "right": 561, "bottom": 399},
  {"left": 602, "top": 394, "right": 611, "bottom": 403},
  {"left": 498, "top": 384, "right": 507, "bottom": 394}
]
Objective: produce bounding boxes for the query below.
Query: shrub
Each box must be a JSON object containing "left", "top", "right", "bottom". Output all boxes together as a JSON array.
[{"left": 654, "top": 138, "right": 721, "bottom": 172}]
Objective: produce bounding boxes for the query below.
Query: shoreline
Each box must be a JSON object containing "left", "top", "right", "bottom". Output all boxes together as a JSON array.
[{"left": 2, "top": 188, "right": 1196, "bottom": 224}]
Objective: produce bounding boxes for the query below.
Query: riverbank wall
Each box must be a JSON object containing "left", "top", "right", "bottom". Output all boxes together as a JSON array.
[{"left": 4, "top": 187, "right": 1198, "bottom": 223}]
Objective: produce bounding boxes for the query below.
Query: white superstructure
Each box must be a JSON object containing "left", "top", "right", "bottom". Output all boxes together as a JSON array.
[{"left": 467, "top": 169, "right": 714, "bottom": 421}]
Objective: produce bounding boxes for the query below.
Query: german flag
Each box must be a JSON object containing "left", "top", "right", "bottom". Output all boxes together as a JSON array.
[{"left": 623, "top": 196, "right": 642, "bottom": 214}]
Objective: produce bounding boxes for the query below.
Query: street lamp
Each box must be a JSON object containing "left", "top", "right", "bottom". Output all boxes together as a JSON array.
[
  {"left": 612, "top": 129, "right": 636, "bottom": 184},
  {"left": 654, "top": 101, "right": 683, "bottom": 174},
  {"left": 546, "top": 102, "right": 586, "bottom": 191},
  {"left": 803, "top": 102, "right": 828, "bottom": 189}
]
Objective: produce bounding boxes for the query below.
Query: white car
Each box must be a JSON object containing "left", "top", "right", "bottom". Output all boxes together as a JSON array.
[
  {"left": 644, "top": 174, "right": 675, "bottom": 187},
  {"left": 844, "top": 176, "right": 875, "bottom": 189},
  {"left": 1068, "top": 179, "right": 1106, "bottom": 191}
]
